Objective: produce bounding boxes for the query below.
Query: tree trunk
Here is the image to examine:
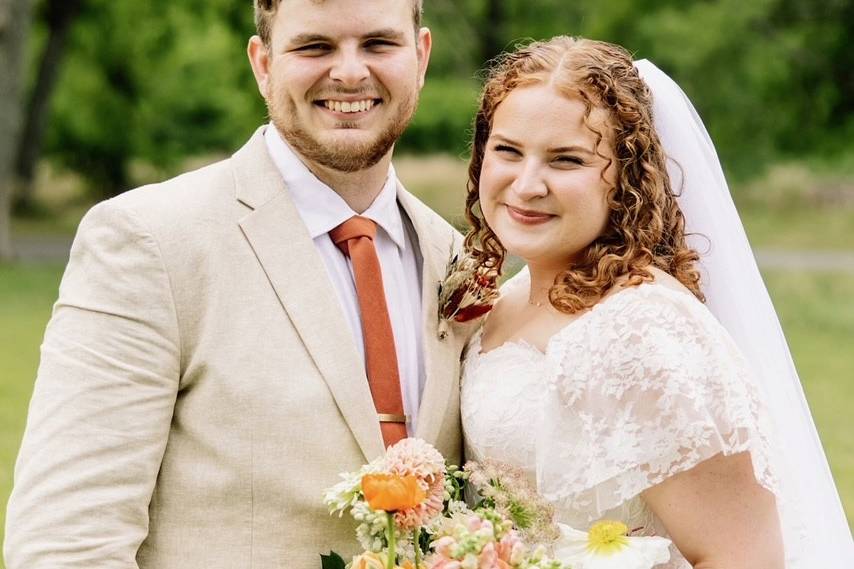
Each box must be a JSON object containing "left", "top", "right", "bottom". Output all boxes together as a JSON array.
[
  {"left": 0, "top": 0, "right": 34, "bottom": 261},
  {"left": 481, "top": 0, "right": 506, "bottom": 66},
  {"left": 14, "top": 0, "right": 84, "bottom": 213}
]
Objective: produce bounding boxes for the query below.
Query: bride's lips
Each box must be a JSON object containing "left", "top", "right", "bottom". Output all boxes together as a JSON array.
[{"left": 505, "top": 204, "right": 555, "bottom": 225}]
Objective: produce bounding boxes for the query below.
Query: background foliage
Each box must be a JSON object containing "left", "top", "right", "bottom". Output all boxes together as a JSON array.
[{"left": 17, "top": 0, "right": 854, "bottom": 196}]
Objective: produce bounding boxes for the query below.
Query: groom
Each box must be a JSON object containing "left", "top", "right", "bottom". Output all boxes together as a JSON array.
[{"left": 4, "top": 1, "right": 470, "bottom": 567}]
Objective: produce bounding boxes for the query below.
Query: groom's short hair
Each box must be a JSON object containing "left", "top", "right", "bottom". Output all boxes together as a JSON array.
[{"left": 254, "top": 0, "right": 425, "bottom": 47}]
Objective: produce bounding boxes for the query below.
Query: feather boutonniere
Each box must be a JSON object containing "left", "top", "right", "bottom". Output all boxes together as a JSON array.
[{"left": 437, "top": 250, "right": 499, "bottom": 340}]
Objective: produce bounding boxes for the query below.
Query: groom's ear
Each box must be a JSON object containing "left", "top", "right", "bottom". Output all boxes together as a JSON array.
[
  {"left": 248, "top": 35, "right": 272, "bottom": 99},
  {"left": 415, "top": 27, "right": 432, "bottom": 90}
]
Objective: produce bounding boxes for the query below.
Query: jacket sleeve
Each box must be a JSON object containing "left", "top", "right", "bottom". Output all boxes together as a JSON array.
[{"left": 4, "top": 199, "right": 181, "bottom": 568}]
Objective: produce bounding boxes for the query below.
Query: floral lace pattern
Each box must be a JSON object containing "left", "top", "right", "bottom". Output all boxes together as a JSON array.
[
  {"left": 462, "top": 332, "right": 548, "bottom": 474},
  {"left": 462, "top": 282, "right": 779, "bottom": 569}
]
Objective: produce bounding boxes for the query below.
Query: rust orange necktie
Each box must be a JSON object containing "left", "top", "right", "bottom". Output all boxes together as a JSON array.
[{"left": 329, "top": 216, "right": 407, "bottom": 448}]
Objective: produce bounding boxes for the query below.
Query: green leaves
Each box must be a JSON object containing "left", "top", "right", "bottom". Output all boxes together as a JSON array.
[
  {"left": 320, "top": 550, "right": 346, "bottom": 569},
  {"left": 26, "top": 0, "right": 854, "bottom": 197}
]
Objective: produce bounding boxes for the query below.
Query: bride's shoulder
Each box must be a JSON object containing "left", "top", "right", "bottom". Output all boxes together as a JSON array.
[
  {"left": 570, "top": 268, "right": 723, "bottom": 347},
  {"left": 606, "top": 268, "right": 704, "bottom": 314},
  {"left": 550, "top": 270, "right": 751, "bottom": 398}
]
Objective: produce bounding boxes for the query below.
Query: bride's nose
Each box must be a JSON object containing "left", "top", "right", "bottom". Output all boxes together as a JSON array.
[{"left": 510, "top": 160, "right": 548, "bottom": 200}]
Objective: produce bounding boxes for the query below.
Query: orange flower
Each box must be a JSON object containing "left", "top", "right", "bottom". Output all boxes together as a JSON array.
[
  {"left": 350, "top": 552, "right": 387, "bottom": 569},
  {"left": 361, "top": 473, "right": 426, "bottom": 512},
  {"left": 350, "top": 553, "right": 419, "bottom": 569}
]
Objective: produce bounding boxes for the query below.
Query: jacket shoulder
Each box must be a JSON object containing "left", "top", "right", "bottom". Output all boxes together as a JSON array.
[{"left": 398, "top": 187, "right": 464, "bottom": 253}]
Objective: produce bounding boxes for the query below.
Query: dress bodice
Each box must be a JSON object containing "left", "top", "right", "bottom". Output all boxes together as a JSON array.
[
  {"left": 461, "top": 332, "right": 547, "bottom": 483},
  {"left": 461, "top": 281, "right": 779, "bottom": 569}
]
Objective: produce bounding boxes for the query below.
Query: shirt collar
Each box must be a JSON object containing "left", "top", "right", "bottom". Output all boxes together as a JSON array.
[{"left": 264, "top": 124, "right": 406, "bottom": 251}]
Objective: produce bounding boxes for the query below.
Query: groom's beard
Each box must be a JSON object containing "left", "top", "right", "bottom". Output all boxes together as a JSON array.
[{"left": 266, "top": 80, "right": 419, "bottom": 173}]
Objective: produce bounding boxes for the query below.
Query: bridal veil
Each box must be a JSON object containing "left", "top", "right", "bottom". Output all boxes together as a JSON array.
[{"left": 635, "top": 59, "right": 853, "bottom": 566}]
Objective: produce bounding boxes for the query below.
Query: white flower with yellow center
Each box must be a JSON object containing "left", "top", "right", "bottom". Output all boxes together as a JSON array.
[{"left": 553, "top": 520, "right": 672, "bottom": 569}]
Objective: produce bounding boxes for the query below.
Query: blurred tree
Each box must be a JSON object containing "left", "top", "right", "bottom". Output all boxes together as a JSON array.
[
  {"left": 481, "top": 0, "right": 507, "bottom": 64},
  {"left": 13, "top": 0, "right": 85, "bottom": 214},
  {"left": 12, "top": 0, "right": 854, "bottom": 202},
  {"left": 0, "top": 0, "right": 34, "bottom": 260},
  {"left": 625, "top": 0, "right": 854, "bottom": 176},
  {"left": 43, "top": 0, "right": 262, "bottom": 197},
  {"left": 425, "top": 0, "right": 489, "bottom": 74}
]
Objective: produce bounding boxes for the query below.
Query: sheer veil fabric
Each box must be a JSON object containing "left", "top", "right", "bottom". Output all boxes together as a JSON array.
[{"left": 633, "top": 59, "right": 853, "bottom": 565}]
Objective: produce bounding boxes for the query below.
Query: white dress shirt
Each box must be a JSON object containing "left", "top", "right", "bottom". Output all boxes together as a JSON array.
[{"left": 264, "top": 125, "right": 425, "bottom": 433}]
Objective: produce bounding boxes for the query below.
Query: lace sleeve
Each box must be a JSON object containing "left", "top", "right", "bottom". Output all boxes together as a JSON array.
[{"left": 537, "top": 284, "right": 778, "bottom": 522}]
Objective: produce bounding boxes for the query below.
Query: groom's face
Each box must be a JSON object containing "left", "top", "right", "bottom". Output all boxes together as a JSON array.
[{"left": 249, "top": 0, "right": 431, "bottom": 172}]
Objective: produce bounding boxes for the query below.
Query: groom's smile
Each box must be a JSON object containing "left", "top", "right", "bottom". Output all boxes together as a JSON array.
[
  {"left": 313, "top": 93, "right": 384, "bottom": 124},
  {"left": 248, "top": 0, "right": 431, "bottom": 173},
  {"left": 319, "top": 98, "right": 378, "bottom": 114}
]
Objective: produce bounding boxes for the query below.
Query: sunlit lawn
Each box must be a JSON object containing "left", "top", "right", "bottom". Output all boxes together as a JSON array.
[{"left": 1, "top": 264, "right": 64, "bottom": 567}]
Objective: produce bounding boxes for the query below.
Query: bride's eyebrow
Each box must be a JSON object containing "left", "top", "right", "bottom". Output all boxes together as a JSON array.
[
  {"left": 489, "top": 134, "right": 521, "bottom": 146},
  {"left": 549, "top": 145, "right": 594, "bottom": 155}
]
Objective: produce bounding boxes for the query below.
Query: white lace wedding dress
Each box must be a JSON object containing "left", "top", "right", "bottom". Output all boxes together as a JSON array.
[{"left": 461, "top": 280, "right": 781, "bottom": 568}]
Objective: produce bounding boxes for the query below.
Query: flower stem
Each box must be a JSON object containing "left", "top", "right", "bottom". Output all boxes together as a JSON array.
[
  {"left": 386, "top": 513, "right": 396, "bottom": 569},
  {"left": 414, "top": 527, "right": 421, "bottom": 568}
]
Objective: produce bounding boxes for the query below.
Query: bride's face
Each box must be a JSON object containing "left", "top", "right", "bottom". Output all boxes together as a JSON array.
[{"left": 479, "top": 84, "right": 616, "bottom": 270}]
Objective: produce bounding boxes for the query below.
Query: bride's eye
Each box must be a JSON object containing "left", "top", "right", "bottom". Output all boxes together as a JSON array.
[
  {"left": 553, "top": 155, "right": 585, "bottom": 166},
  {"left": 493, "top": 144, "right": 521, "bottom": 156}
]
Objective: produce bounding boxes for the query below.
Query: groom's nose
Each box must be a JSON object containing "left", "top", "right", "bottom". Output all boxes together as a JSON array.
[{"left": 329, "top": 46, "right": 371, "bottom": 86}]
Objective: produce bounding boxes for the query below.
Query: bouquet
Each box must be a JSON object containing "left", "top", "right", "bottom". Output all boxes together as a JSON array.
[
  {"left": 322, "top": 439, "right": 671, "bottom": 569},
  {"left": 323, "top": 438, "right": 448, "bottom": 569}
]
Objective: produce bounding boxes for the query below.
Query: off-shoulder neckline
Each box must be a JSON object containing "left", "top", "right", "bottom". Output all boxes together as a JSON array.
[{"left": 474, "top": 280, "right": 699, "bottom": 359}]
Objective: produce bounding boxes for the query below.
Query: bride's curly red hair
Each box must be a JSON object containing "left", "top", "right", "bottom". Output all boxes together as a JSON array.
[{"left": 464, "top": 36, "right": 704, "bottom": 312}]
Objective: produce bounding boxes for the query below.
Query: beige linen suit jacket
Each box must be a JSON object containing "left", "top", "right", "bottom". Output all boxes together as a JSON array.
[{"left": 4, "top": 127, "right": 471, "bottom": 568}]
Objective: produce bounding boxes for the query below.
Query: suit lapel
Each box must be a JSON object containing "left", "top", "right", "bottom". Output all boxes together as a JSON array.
[
  {"left": 397, "top": 189, "right": 461, "bottom": 445},
  {"left": 232, "top": 129, "right": 385, "bottom": 461}
]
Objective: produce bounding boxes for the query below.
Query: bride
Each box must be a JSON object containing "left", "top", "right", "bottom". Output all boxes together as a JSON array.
[{"left": 459, "top": 36, "right": 853, "bottom": 567}]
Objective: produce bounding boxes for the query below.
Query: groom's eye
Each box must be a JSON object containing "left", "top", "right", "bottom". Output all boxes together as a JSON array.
[
  {"left": 363, "top": 39, "right": 398, "bottom": 50},
  {"left": 294, "top": 43, "right": 332, "bottom": 54}
]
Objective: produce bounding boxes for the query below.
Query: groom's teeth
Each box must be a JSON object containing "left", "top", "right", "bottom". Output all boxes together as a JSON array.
[{"left": 323, "top": 99, "right": 376, "bottom": 113}]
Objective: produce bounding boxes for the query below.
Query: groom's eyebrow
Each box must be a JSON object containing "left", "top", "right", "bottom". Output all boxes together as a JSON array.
[
  {"left": 287, "top": 33, "right": 331, "bottom": 46},
  {"left": 363, "top": 28, "right": 407, "bottom": 42}
]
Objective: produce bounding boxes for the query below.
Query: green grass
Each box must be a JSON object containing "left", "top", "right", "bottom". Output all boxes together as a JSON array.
[
  {"left": 739, "top": 206, "right": 854, "bottom": 251},
  {"left": 0, "top": 264, "right": 64, "bottom": 566},
  {"left": 762, "top": 270, "right": 854, "bottom": 526},
  {"left": 0, "top": 265, "right": 851, "bottom": 563}
]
